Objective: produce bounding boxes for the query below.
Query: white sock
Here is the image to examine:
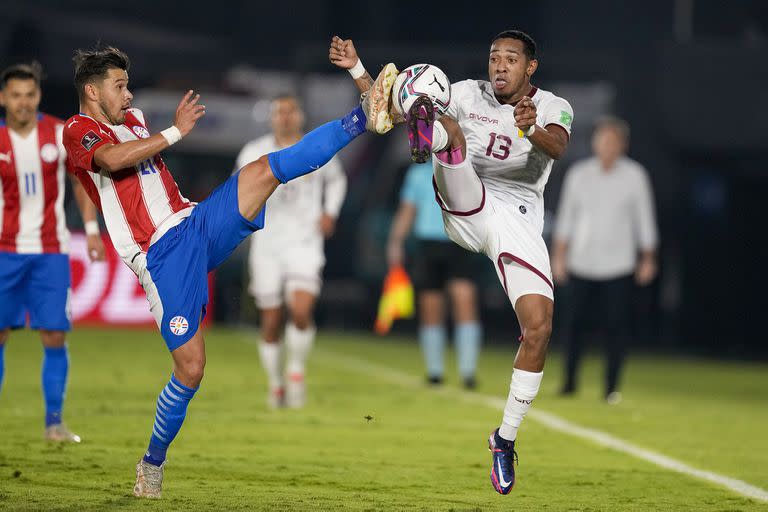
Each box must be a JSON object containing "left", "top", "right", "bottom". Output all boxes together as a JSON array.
[
  {"left": 258, "top": 340, "right": 283, "bottom": 390},
  {"left": 432, "top": 120, "right": 448, "bottom": 152},
  {"left": 499, "top": 368, "right": 543, "bottom": 441},
  {"left": 285, "top": 323, "right": 316, "bottom": 377}
]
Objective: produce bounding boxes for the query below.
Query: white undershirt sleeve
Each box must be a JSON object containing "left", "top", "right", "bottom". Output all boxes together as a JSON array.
[{"left": 321, "top": 156, "right": 347, "bottom": 218}]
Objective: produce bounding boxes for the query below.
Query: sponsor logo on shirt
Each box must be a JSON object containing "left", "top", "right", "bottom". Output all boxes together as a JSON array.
[
  {"left": 559, "top": 110, "right": 573, "bottom": 126},
  {"left": 80, "top": 131, "right": 102, "bottom": 151},
  {"left": 468, "top": 112, "right": 499, "bottom": 124}
]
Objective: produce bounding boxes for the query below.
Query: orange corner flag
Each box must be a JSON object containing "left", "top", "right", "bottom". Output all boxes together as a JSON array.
[{"left": 373, "top": 265, "right": 415, "bottom": 335}]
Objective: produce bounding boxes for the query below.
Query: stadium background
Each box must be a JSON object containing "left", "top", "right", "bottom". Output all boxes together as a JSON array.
[{"left": 3, "top": 0, "right": 767, "bottom": 356}]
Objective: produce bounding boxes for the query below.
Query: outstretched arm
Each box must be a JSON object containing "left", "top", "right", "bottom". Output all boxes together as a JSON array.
[
  {"left": 329, "top": 36, "right": 374, "bottom": 95},
  {"left": 93, "top": 91, "right": 205, "bottom": 172}
]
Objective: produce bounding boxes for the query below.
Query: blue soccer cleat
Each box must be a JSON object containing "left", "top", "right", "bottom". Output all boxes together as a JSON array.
[{"left": 488, "top": 428, "right": 518, "bottom": 495}]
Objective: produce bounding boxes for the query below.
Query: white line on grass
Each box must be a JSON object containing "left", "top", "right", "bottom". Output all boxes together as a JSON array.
[{"left": 317, "top": 349, "right": 768, "bottom": 503}]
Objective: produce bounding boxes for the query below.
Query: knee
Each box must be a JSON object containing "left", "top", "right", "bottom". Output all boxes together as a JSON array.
[
  {"left": 438, "top": 116, "right": 465, "bottom": 146},
  {"left": 522, "top": 316, "right": 552, "bottom": 354},
  {"left": 291, "top": 314, "right": 312, "bottom": 331},
  {"left": 240, "top": 155, "right": 273, "bottom": 183},
  {"left": 40, "top": 330, "right": 66, "bottom": 348},
  {"left": 291, "top": 313, "right": 312, "bottom": 331},
  {"left": 176, "top": 357, "right": 205, "bottom": 388}
]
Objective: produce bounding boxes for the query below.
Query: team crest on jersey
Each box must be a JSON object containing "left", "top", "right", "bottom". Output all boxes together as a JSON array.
[
  {"left": 40, "top": 143, "right": 59, "bottom": 163},
  {"left": 81, "top": 130, "right": 102, "bottom": 151},
  {"left": 132, "top": 126, "right": 150, "bottom": 139},
  {"left": 169, "top": 316, "right": 189, "bottom": 336}
]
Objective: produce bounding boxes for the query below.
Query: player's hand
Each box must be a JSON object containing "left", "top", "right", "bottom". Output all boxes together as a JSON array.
[
  {"left": 635, "top": 256, "right": 657, "bottom": 286},
  {"left": 87, "top": 234, "right": 106, "bottom": 262},
  {"left": 319, "top": 214, "right": 336, "bottom": 238},
  {"left": 174, "top": 90, "right": 206, "bottom": 137},
  {"left": 514, "top": 96, "right": 537, "bottom": 132},
  {"left": 329, "top": 36, "right": 359, "bottom": 70},
  {"left": 386, "top": 242, "right": 404, "bottom": 268},
  {"left": 552, "top": 255, "right": 569, "bottom": 284}
]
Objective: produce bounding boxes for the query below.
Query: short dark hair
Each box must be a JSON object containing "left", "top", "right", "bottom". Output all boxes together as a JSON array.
[
  {"left": 0, "top": 62, "right": 43, "bottom": 90},
  {"left": 73, "top": 46, "right": 130, "bottom": 98},
  {"left": 490, "top": 30, "right": 537, "bottom": 60},
  {"left": 595, "top": 116, "right": 630, "bottom": 143}
]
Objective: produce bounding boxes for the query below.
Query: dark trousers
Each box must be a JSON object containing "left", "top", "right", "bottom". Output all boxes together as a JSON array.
[{"left": 562, "top": 274, "right": 634, "bottom": 396}]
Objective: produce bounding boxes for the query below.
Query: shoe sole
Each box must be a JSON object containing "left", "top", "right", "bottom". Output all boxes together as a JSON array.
[
  {"left": 367, "top": 63, "right": 399, "bottom": 134},
  {"left": 406, "top": 96, "right": 435, "bottom": 163}
]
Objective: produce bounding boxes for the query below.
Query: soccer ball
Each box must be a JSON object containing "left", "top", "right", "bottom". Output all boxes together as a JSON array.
[{"left": 392, "top": 64, "right": 451, "bottom": 117}]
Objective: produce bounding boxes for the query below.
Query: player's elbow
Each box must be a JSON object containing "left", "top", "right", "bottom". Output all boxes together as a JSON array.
[{"left": 549, "top": 143, "right": 567, "bottom": 161}]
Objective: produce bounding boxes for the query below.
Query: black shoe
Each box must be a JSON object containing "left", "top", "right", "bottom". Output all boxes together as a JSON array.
[
  {"left": 463, "top": 376, "right": 477, "bottom": 390},
  {"left": 426, "top": 375, "right": 443, "bottom": 386}
]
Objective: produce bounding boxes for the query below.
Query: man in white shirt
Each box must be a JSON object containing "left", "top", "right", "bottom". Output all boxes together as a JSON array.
[
  {"left": 552, "top": 116, "right": 658, "bottom": 404},
  {"left": 235, "top": 96, "right": 347, "bottom": 409}
]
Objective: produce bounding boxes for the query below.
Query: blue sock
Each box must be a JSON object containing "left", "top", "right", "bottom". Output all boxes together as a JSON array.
[
  {"left": 0, "top": 343, "right": 5, "bottom": 394},
  {"left": 42, "top": 345, "right": 69, "bottom": 426},
  {"left": 143, "top": 374, "right": 198, "bottom": 466},
  {"left": 455, "top": 322, "right": 482, "bottom": 379},
  {"left": 419, "top": 325, "right": 446, "bottom": 378},
  {"left": 267, "top": 106, "right": 367, "bottom": 183}
]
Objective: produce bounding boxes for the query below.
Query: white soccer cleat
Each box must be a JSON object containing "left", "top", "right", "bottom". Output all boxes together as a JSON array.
[
  {"left": 133, "top": 459, "right": 165, "bottom": 498},
  {"left": 268, "top": 386, "right": 285, "bottom": 409},
  {"left": 361, "top": 63, "right": 399, "bottom": 134},
  {"left": 44, "top": 424, "right": 81, "bottom": 443},
  {"left": 285, "top": 373, "right": 306, "bottom": 409}
]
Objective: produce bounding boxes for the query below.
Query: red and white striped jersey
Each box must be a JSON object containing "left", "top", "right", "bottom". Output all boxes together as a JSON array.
[
  {"left": 0, "top": 114, "right": 70, "bottom": 254},
  {"left": 63, "top": 109, "right": 194, "bottom": 267}
]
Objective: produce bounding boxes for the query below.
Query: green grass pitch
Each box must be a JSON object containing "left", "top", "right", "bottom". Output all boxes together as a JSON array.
[{"left": 0, "top": 327, "right": 766, "bottom": 511}]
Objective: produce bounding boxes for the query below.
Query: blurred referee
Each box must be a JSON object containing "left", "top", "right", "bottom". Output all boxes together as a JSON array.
[
  {"left": 552, "top": 117, "right": 658, "bottom": 404},
  {"left": 387, "top": 159, "right": 483, "bottom": 388}
]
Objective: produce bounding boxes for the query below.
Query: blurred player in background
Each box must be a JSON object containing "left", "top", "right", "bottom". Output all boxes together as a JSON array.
[
  {"left": 552, "top": 117, "right": 658, "bottom": 404},
  {"left": 387, "top": 158, "right": 482, "bottom": 389},
  {"left": 0, "top": 62, "right": 104, "bottom": 443},
  {"left": 236, "top": 95, "right": 347, "bottom": 408},
  {"left": 331, "top": 30, "right": 573, "bottom": 494},
  {"left": 63, "top": 46, "right": 396, "bottom": 498}
]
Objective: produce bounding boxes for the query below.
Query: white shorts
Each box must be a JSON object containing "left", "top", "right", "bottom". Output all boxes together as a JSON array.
[
  {"left": 247, "top": 235, "right": 325, "bottom": 309},
  {"left": 432, "top": 157, "right": 554, "bottom": 308}
]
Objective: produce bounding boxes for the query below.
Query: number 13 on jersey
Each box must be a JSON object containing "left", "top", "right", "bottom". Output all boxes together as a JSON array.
[{"left": 485, "top": 132, "right": 513, "bottom": 160}]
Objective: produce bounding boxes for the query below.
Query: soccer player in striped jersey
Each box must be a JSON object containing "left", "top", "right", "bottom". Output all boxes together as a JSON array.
[
  {"left": 0, "top": 62, "right": 105, "bottom": 443},
  {"left": 62, "top": 46, "right": 398, "bottom": 498}
]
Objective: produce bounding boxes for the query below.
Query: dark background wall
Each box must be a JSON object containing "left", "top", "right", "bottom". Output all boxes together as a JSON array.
[{"left": 2, "top": 0, "right": 767, "bottom": 356}]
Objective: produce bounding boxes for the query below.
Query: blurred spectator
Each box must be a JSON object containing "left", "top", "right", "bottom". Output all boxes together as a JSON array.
[
  {"left": 552, "top": 117, "right": 658, "bottom": 404},
  {"left": 387, "top": 160, "right": 482, "bottom": 389}
]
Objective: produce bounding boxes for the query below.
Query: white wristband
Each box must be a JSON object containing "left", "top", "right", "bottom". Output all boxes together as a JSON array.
[
  {"left": 348, "top": 59, "right": 366, "bottom": 80},
  {"left": 160, "top": 126, "right": 182, "bottom": 146},
  {"left": 524, "top": 124, "right": 536, "bottom": 137},
  {"left": 84, "top": 220, "right": 100, "bottom": 236}
]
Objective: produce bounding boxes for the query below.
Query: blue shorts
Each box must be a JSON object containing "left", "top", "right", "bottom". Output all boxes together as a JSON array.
[
  {"left": 0, "top": 252, "right": 71, "bottom": 331},
  {"left": 146, "top": 171, "right": 265, "bottom": 351}
]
